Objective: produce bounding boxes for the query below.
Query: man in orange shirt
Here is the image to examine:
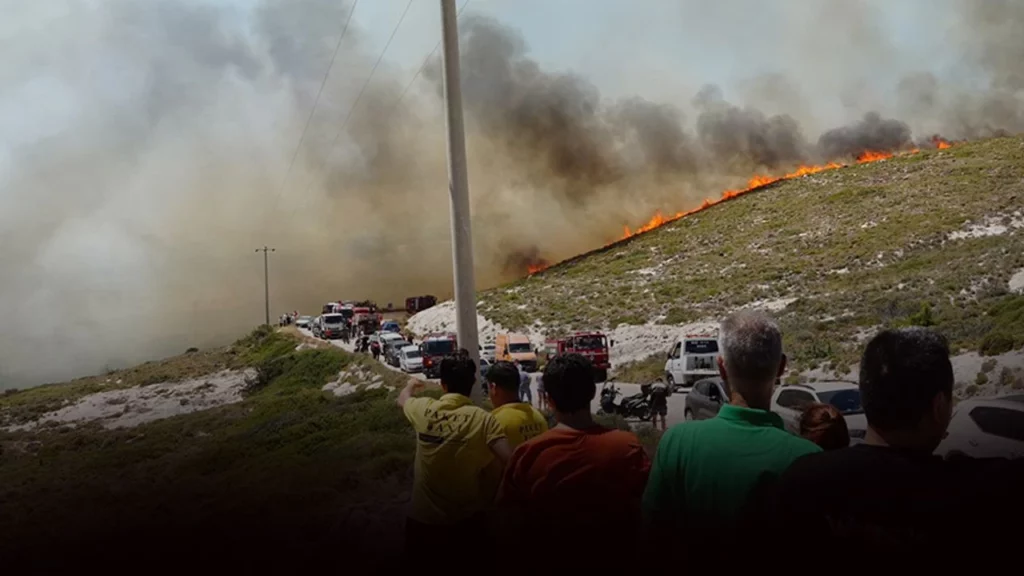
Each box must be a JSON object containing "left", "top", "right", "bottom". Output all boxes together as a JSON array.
[{"left": 498, "top": 353, "right": 651, "bottom": 558}]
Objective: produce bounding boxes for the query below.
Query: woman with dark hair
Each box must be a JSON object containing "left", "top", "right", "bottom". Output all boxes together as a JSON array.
[{"left": 799, "top": 403, "right": 850, "bottom": 450}]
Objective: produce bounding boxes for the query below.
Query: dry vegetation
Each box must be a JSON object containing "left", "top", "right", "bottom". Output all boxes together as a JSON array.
[{"left": 480, "top": 137, "right": 1024, "bottom": 378}]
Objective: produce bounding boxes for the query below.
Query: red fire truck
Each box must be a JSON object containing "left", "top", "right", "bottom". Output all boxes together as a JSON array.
[
  {"left": 405, "top": 295, "right": 437, "bottom": 314},
  {"left": 545, "top": 331, "right": 612, "bottom": 382},
  {"left": 420, "top": 332, "right": 458, "bottom": 379}
]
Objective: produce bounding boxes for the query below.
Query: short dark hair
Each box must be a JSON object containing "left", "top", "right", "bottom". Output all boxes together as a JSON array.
[
  {"left": 487, "top": 361, "right": 519, "bottom": 393},
  {"left": 542, "top": 354, "right": 596, "bottom": 412},
  {"left": 859, "top": 328, "right": 954, "bottom": 431},
  {"left": 439, "top": 350, "right": 476, "bottom": 396}
]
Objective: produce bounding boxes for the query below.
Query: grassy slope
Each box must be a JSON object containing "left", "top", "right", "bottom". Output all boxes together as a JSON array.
[
  {"left": 0, "top": 327, "right": 423, "bottom": 570},
  {"left": 0, "top": 327, "right": 646, "bottom": 570},
  {"left": 480, "top": 137, "right": 1024, "bottom": 378}
]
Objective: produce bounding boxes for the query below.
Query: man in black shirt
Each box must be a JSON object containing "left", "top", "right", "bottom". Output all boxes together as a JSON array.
[{"left": 766, "top": 328, "right": 973, "bottom": 560}]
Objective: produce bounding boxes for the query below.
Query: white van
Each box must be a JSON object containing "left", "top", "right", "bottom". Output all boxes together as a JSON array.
[{"left": 664, "top": 333, "right": 720, "bottom": 391}]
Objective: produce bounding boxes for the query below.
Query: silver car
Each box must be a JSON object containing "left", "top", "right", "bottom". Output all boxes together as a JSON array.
[
  {"left": 935, "top": 394, "right": 1024, "bottom": 459},
  {"left": 684, "top": 377, "right": 728, "bottom": 421}
]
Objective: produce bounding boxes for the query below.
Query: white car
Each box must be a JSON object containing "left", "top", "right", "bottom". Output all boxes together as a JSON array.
[
  {"left": 770, "top": 381, "right": 868, "bottom": 444},
  {"left": 935, "top": 394, "right": 1024, "bottom": 459},
  {"left": 374, "top": 331, "right": 404, "bottom": 348},
  {"left": 295, "top": 315, "right": 313, "bottom": 329},
  {"left": 399, "top": 345, "right": 424, "bottom": 373},
  {"left": 480, "top": 343, "right": 496, "bottom": 363}
]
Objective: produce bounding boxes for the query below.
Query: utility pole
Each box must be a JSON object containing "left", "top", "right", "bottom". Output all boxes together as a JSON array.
[
  {"left": 439, "top": 0, "right": 481, "bottom": 404},
  {"left": 256, "top": 246, "right": 275, "bottom": 326}
]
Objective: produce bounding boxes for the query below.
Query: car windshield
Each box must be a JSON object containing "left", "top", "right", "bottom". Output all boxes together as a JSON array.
[
  {"left": 404, "top": 349, "right": 421, "bottom": 359},
  {"left": 684, "top": 339, "right": 718, "bottom": 354},
  {"left": 340, "top": 309, "right": 354, "bottom": 319},
  {"left": 573, "top": 336, "right": 604, "bottom": 350},
  {"left": 422, "top": 340, "right": 455, "bottom": 355},
  {"left": 817, "top": 388, "right": 863, "bottom": 415},
  {"left": 509, "top": 343, "right": 532, "bottom": 353},
  {"left": 323, "top": 315, "right": 344, "bottom": 324}
]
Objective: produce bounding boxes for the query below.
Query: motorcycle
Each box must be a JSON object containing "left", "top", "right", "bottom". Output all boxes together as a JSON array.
[{"left": 597, "top": 382, "right": 653, "bottom": 421}]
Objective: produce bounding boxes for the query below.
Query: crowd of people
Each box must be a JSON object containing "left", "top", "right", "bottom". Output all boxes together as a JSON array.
[{"left": 395, "top": 309, "right": 1024, "bottom": 569}]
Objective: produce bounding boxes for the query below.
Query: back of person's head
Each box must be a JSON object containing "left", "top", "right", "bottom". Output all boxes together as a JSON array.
[
  {"left": 859, "top": 328, "right": 954, "bottom": 446},
  {"left": 542, "top": 354, "right": 596, "bottom": 413},
  {"left": 439, "top": 351, "right": 477, "bottom": 396},
  {"left": 718, "top": 310, "right": 785, "bottom": 400},
  {"left": 487, "top": 361, "right": 519, "bottom": 394},
  {"left": 800, "top": 403, "right": 850, "bottom": 450}
]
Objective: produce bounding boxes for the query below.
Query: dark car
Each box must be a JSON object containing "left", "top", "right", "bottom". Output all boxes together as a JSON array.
[
  {"left": 684, "top": 377, "right": 728, "bottom": 421},
  {"left": 384, "top": 340, "right": 411, "bottom": 367}
]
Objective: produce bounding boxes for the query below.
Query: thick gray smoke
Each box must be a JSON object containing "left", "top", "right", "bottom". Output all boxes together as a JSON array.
[{"left": 2, "top": 0, "right": 1023, "bottom": 388}]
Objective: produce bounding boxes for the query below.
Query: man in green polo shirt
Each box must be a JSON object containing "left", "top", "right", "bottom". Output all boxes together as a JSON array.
[{"left": 642, "top": 309, "right": 820, "bottom": 553}]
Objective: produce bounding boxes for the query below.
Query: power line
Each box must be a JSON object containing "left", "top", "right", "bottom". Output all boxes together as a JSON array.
[
  {"left": 276, "top": 0, "right": 361, "bottom": 200},
  {"left": 293, "top": 0, "right": 415, "bottom": 206},
  {"left": 393, "top": 0, "right": 471, "bottom": 110}
]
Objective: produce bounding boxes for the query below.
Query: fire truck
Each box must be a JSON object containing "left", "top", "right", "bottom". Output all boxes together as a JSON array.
[
  {"left": 352, "top": 303, "right": 383, "bottom": 336},
  {"left": 405, "top": 295, "right": 437, "bottom": 314},
  {"left": 545, "top": 331, "right": 612, "bottom": 382},
  {"left": 420, "top": 332, "right": 458, "bottom": 379}
]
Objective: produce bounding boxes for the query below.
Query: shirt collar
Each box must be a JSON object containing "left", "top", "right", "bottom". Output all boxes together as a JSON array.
[
  {"left": 439, "top": 393, "right": 472, "bottom": 407},
  {"left": 716, "top": 404, "right": 784, "bottom": 429}
]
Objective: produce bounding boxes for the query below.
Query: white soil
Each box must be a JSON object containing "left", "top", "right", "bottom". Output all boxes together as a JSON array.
[
  {"left": 1009, "top": 268, "right": 1024, "bottom": 293},
  {"left": 6, "top": 369, "right": 254, "bottom": 432},
  {"left": 322, "top": 364, "right": 394, "bottom": 397},
  {"left": 948, "top": 211, "right": 1024, "bottom": 241}
]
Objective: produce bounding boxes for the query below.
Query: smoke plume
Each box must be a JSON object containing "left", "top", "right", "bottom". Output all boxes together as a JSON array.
[{"left": 2, "top": 0, "right": 1023, "bottom": 387}]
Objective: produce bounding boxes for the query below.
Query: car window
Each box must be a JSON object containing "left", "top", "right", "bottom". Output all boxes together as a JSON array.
[
  {"left": 669, "top": 342, "right": 681, "bottom": 359},
  {"left": 777, "top": 389, "right": 815, "bottom": 409},
  {"left": 969, "top": 407, "right": 1024, "bottom": 442},
  {"left": 693, "top": 381, "right": 708, "bottom": 395}
]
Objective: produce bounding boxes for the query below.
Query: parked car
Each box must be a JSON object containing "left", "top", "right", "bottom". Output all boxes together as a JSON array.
[
  {"left": 770, "top": 381, "right": 867, "bottom": 443},
  {"left": 935, "top": 394, "right": 1024, "bottom": 459},
  {"left": 295, "top": 315, "right": 313, "bottom": 329},
  {"left": 399, "top": 345, "right": 424, "bottom": 373},
  {"left": 374, "top": 331, "right": 405, "bottom": 349},
  {"left": 381, "top": 320, "right": 401, "bottom": 333},
  {"left": 385, "top": 340, "right": 411, "bottom": 367},
  {"left": 684, "top": 377, "right": 728, "bottom": 421},
  {"left": 311, "top": 316, "right": 323, "bottom": 338}
]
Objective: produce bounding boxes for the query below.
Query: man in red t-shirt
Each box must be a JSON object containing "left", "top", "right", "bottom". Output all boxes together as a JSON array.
[{"left": 497, "top": 353, "right": 651, "bottom": 552}]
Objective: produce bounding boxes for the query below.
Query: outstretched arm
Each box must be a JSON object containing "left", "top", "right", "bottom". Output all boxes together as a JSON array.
[
  {"left": 488, "top": 437, "right": 513, "bottom": 465},
  {"left": 397, "top": 378, "right": 425, "bottom": 408}
]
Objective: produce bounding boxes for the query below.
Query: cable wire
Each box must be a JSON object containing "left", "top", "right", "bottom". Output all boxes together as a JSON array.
[
  {"left": 293, "top": 0, "right": 415, "bottom": 206},
  {"left": 276, "top": 0, "right": 360, "bottom": 199},
  {"left": 392, "top": 0, "right": 471, "bottom": 111}
]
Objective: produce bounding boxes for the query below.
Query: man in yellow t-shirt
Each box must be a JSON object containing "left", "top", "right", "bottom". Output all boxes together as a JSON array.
[
  {"left": 488, "top": 361, "right": 549, "bottom": 447},
  {"left": 397, "top": 350, "right": 512, "bottom": 558}
]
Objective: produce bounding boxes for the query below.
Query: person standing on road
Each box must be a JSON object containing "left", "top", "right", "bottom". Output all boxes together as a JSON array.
[
  {"left": 649, "top": 378, "right": 669, "bottom": 431},
  {"left": 642, "top": 310, "right": 820, "bottom": 555},
  {"left": 397, "top": 351, "right": 512, "bottom": 562},
  {"left": 498, "top": 354, "right": 651, "bottom": 558},
  {"left": 516, "top": 361, "right": 533, "bottom": 405},
  {"left": 370, "top": 339, "right": 381, "bottom": 362}
]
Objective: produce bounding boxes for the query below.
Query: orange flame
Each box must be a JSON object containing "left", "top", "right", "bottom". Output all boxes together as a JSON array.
[
  {"left": 614, "top": 148, "right": 926, "bottom": 244},
  {"left": 931, "top": 135, "right": 952, "bottom": 149},
  {"left": 527, "top": 263, "right": 547, "bottom": 275}
]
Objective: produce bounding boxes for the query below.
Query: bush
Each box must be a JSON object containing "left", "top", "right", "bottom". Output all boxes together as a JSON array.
[
  {"left": 999, "top": 366, "right": 1015, "bottom": 388},
  {"left": 975, "top": 372, "right": 989, "bottom": 386},
  {"left": 981, "top": 359, "right": 998, "bottom": 373},
  {"left": 980, "top": 332, "right": 1016, "bottom": 356}
]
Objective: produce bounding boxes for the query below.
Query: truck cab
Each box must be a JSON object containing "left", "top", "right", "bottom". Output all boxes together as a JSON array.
[
  {"left": 664, "top": 334, "right": 720, "bottom": 391},
  {"left": 419, "top": 333, "right": 458, "bottom": 379},
  {"left": 546, "top": 332, "right": 611, "bottom": 382},
  {"left": 495, "top": 333, "right": 538, "bottom": 372}
]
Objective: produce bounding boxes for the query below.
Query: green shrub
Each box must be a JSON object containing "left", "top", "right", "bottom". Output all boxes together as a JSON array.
[
  {"left": 981, "top": 359, "right": 998, "bottom": 373},
  {"left": 975, "top": 372, "right": 989, "bottom": 386},
  {"left": 980, "top": 332, "right": 1015, "bottom": 356}
]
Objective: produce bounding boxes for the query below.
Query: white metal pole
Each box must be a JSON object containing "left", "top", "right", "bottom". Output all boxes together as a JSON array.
[{"left": 439, "top": 0, "right": 481, "bottom": 404}]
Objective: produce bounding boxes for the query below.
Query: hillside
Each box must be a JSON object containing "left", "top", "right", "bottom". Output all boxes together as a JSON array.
[
  {"left": 431, "top": 136, "right": 1024, "bottom": 394},
  {"left": 0, "top": 327, "right": 420, "bottom": 571}
]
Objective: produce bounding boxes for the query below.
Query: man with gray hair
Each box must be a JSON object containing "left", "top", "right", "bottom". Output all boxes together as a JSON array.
[{"left": 642, "top": 309, "right": 820, "bottom": 552}]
